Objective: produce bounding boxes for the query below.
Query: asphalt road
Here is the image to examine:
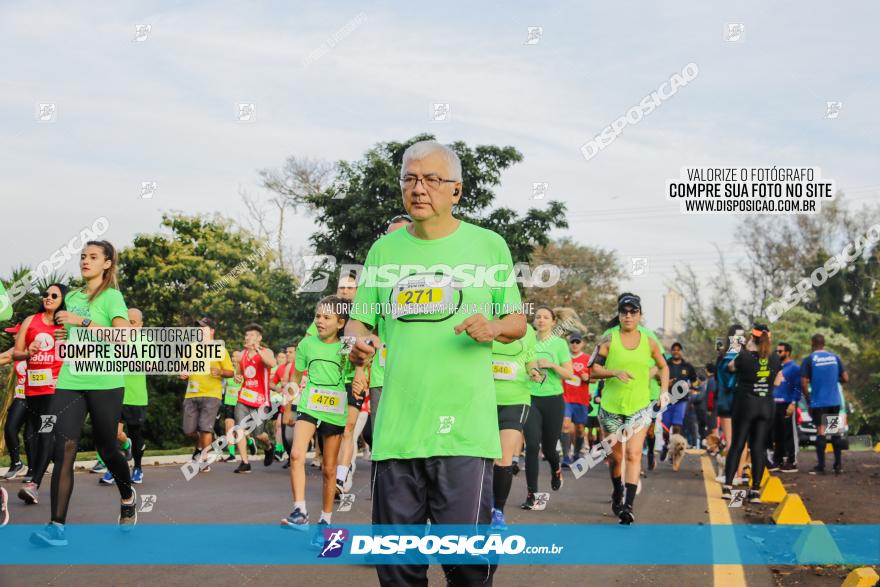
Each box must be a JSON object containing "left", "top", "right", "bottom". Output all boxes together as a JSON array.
[{"left": 0, "top": 451, "right": 773, "bottom": 587}]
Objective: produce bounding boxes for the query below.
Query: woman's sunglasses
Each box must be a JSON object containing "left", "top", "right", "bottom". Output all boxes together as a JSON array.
[{"left": 41, "top": 292, "right": 60, "bottom": 300}]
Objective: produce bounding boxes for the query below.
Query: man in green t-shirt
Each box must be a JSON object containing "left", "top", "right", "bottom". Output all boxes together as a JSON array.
[{"left": 347, "top": 141, "right": 525, "bottom": 586}]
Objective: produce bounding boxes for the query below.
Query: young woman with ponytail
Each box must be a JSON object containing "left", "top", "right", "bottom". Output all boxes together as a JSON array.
[
  {"left": 31, "top": 241, "right": 137, "bottom": 547},
  {"left": 721, "top": 324, "right": 783, "bottom": 503}
]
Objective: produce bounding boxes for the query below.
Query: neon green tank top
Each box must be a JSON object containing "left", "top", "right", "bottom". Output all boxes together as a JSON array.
[{"left": 602, "top": 329, "right": 652, "bottom": 416}]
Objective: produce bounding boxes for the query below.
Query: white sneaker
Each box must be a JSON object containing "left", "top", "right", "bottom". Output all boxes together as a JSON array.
[
  {"left": 733, "top": 476, "right": 747, "bottom": 486},
  {"left": 715, "top": 473, "right": 725, "bottom": 483}
]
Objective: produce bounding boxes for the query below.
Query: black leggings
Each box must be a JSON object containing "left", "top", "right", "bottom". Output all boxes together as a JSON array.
[
  {"left": 49, "top": 388, "right": 133, "bottom": 524},
  {"left": 724, "top": 392, "right": 774, "bottom": 489},
  {"left": 127, "top": 423, "right": 145, "bottom": 469},
  {"left": 524, "top": 394, "right": 565, "bottom": 493},
  {"left": 26, "top": 395, "right": 55, "bottom": 487},
  {"left": 4, "top": 398, "right": 33, "bottom": 466}
]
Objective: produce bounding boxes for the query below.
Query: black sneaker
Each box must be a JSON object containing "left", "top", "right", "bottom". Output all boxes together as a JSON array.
[
  {"left": 780, "top": 462, "right": 798, "bottom": 473},
  {"left": 647, "top": 451, "right": 655, "bottom": 471},
  {"left": 833, "top": 465, "right": 843, "bottom": 475},
  {"left": 520, "top": 493, "right": 537, "bottom": 510},
  {"left": 659, "top": 446, "right": 668, "bottom": 462},
  {"left": 511, "top": 461, "right": 520, "bottom": 476},
  {"left": 22, "top": 471, "right": 34, "bottom": 484},
  {"left": 334, "top": 480, "right": 344, "bottom": 501},
  {"left": 748, "top": 489, "right": 761, "bottom": 503},
  {"left": 550, "top": 467, "right": 563, "bottom": 491},
  {"left": 247, "top": 440, "right": 256, "bottom": 456},
  {"left": 263, "top": 448, "right": 274, "bottom": 467},
  {"left": 234, "top": 462, "right": 252, "bottom": 474},
  {"left": 3, "top": 461, "right": 25, "bottom": 480},
  {"left": 274, "top": 450, "right": 284, "bottom": 462},
  {"left": 618, "top": 505, "right": 635, "bottom": 525},
  {"left": 808, "top": 466, "right": 826, "bottom": 476},
  {"left": 191, "top": 449, "right": 201, "bottom": 462},
  {"left": 282, "top": 460, "right": 290, "bottom": 469},
  {"left": 222, "top": 454, "right": 236, "bottom": 463},
  {"left": 119, "top": 489, "right": 138, "bottom": 531},
  {"left": 721, "top": 485, "right": 733, "bottom": 500},
  {"left": 767, "top": 462, "right": 780, "bottom": 472},
  {"left": 611, "top": 497, "right": 624, "bottom": 517}
]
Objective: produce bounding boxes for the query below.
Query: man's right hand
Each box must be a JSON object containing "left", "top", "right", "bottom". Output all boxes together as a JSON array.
[
  {"left": 349, "top": 335, "right": 380, "bottom": 367},
  {"left": 616, "top": 370, "right": 634, "bottom": 383}
]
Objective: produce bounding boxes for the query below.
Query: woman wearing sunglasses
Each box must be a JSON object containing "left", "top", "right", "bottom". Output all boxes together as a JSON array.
[
  {"left": 30, "top": 241, "right": 136, "bottom": 547},
  {"left": 12, "top": 283, "right": 68, "bottom": 505},
  {"left": 589, "top": 293, "right": 669, "bottom": 524}
]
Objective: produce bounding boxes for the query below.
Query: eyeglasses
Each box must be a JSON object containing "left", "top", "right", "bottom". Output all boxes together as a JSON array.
[
  {"left": 41, "top": 292, "right": 60, "bottom": 300},
  {"left": 619, "top": 309, "right": 640, "bottom": 317},
  {"left": 400, "top": 175, "right": 458, "bottom": 191},
  {"left": 568, "top": 340, "right": 583, "bottom": 344}
]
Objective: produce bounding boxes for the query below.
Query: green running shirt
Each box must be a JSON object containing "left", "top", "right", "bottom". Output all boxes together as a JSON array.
[{"left": 601, "top": 329, "right": 653, "bottom": 416}]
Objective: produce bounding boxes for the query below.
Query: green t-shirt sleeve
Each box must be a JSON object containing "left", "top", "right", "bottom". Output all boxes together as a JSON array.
[
  {"left": 0, "top": 282, "right": 11, "bottom": 321},
  {"left": 295, "top": 339, "right": 308, "bottom": 371},
  {"left": 490, "top": 238, "right": 522, "bottom": 317},
  {"left": 350, "top": 244, "right": 380, "bottom": 328},
  {"left": 554, "top": 337, "right": 570, "bottom": 366},
  {"left": 101, "top": 289, "right": 129, "bottom": 324}
]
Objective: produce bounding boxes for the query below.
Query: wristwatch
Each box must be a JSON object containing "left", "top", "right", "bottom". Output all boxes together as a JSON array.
[{"left": 81, "top": 318, "right": 92, "bottom": 328}]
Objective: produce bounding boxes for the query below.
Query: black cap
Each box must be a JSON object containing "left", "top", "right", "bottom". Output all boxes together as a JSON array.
[
  {"left": 567, "top": 332, "right": 584, "bottom": 342},
  {"left": 618, "top": 294, "right": 642, "bottom": 312},
  {"left": 196, "top": 317, "right": 216, "bottom": 329}
]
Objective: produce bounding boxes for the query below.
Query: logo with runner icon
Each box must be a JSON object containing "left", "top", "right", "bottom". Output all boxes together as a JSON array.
[
  {"left": 34, "top": 332, "right": 55, "bottom": 351},
  {"left": 244, "top": 365, "right": 256, "bottom": 379},
  {"left": 139, "top": 494, "right": 157, "bottom": 513},
  {"left": 337, "top": 493, "right": 355, "bottom": 512},
  {"left": 318, "top": 528, "right": 349, "bottom": 558},
  {"left": 38, "top": 415, "right": 56, "bottom": 433},
  {"left": 532, "top": 492, "right": 550, "bottom": 510}
]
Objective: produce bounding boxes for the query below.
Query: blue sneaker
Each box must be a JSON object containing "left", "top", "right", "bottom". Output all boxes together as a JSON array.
[
  {"left": 561, "top": 455, "right": 572, "bottom": 469},
  {"left": 131, "top": 468, "right": 143, "bottom": 484},
  {"left": 30, "top": 523, "right": 68, "bottom": 547},
  {"left": 99, "top": 471, "right": 115, "bottom": 485},
  {"left": 310, "top": 520, "right": 328, "bottom": 549},
  {"left": 490, "top": 508, "right": 507, "bottom": 531},
  {"left": 280, "top": 508, "right": 309, "bottom": 530}
]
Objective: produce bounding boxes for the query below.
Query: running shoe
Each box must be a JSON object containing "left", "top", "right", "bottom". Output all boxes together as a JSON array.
[
  {"left": 222, "top": 454, "right": 236, "bottom": 463},
  {"left": 748, "top": 490, "right": 761, "bottom": 503},
  {"left": 334, "top": 480, "right": 344, "bottom": 501},
  {"left": 490, "top": 508, "right": 507, "bottom": 531},
  {"left": 119, "top": 488, "right": 137, "bottom": 531},
  {"left": 274, "top": 450, "right": 284, "bottom": 462},
  {"left": 310, "top": 457, "right": 322, "bottom": 469},
  {"left": 234, "top": 462, "right": 252, "bottom": 474},
  {"left": 22, "top": 470, "right": 33, "bottom": 484},
  {"left": 30, "top": 523, "right": 68, "bottom": 547},
  {"left": 247, "top": 439, "right": 256, "bottom": 456},
  {"left": 310, "top": 520, "right": 328, "bottom": 549},
  {"left": 833, "top": 465, "right": 843, "bottom": 475},
  {"left": 647, "top": 451, "right": 655, "bottom": 471},
  {"left": 561, "top": 455, "right": 572, "bottom": 469},
  {"left": 618, "top": 505, "right": 635, "bottom": 525},
  {"left": 611, "top": 495, "right": 624, "bottom": 516},
  {"left": 733, "top": 476, "right": 747, "bottom": 486},
  {"left": 192, "top": 449, "right": 201, "bottom": 462},
  {"left": 281, "top": 508, "right": 309, "bottom": 530},
  {"left": 282, "top": 460, "right": 290, "bottom": 470},
  {"left": 0, "top": 487, "right": 8, "bottom": 527},
  {"left": 3, "top": 461, "right": 24, "bottom": 480},
  {"left": 721, "top": 485, "right": 733, "bottom": 500},
  {"left": 342, "top": 467, "right": 354, "bottom": 493},
  {"left": 780, "top": 462, "right": 798, "bottom": 473},
  {"left": 808, "top": 466, "right": 825, "bottom": 476},
  {"left": 263, "top": 448, "right": 274, "bottom": 467},
  {"left": 131, "top": 468, "right": 144, "bottom": 484},
  {"left": 18, "top": 482, "right": 38, "bottom": 505},
  {"left": 767, "top": 461, "right": 781, "bottom": 472},
  {"left": 715, "top": 473, "right": 725, "bottom": 483},
  {"left": 550, "top": 466, "right": 563, "bottom": 491},
  {"left": 99, "top": 471, "right": 115, "bottom": 485},
  {"left": 511, "top": 460, "right": 520, "bottom": 476},
  {"left": 659, "top": 446, "right": 668, "bottom": 462},
  {"left": 520, "top": 493, "right": 537, "bottom": 510},
  {"left": 123, "top": 443, "right": 133, "bottom": 462},
  {"left": 91, "top": 461, "right": 106, "bottom": 474}
]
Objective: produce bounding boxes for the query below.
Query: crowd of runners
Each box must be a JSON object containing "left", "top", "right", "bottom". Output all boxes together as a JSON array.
[{"left": 0, "top": 141, "right": 853, "bottom": 585}]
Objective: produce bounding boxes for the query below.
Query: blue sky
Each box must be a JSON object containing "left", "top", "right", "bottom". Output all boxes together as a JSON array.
[{"left": 2, "top": 1, "right": 878, "bottom": 328}]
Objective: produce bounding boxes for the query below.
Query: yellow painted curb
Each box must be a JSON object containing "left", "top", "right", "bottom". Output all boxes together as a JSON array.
[
  {"left": 759, "top": 476, "right": 787, "bottom": 503},
  {"left": 772, "top": 493, "right": 811, "bottom": 525},
  {"left": 793, "top": 521, "right": 843, "bottom": 564},
  {"left": 825, "top": 443, "right": 834, "bottom": 453},
  {"left": 760, "top": 468, "right": 770, "bottom": 488},
  {"left": 842, "top": 566, "right": 880, "bottom": 587},
  {"left": 873, "top": 442, "right": 880, "bottom": 453}
]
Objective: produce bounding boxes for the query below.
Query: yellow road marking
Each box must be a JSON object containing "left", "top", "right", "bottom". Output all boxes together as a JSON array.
[{"left": 701, "top": 454, "right": 748, "bottom": 587}]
